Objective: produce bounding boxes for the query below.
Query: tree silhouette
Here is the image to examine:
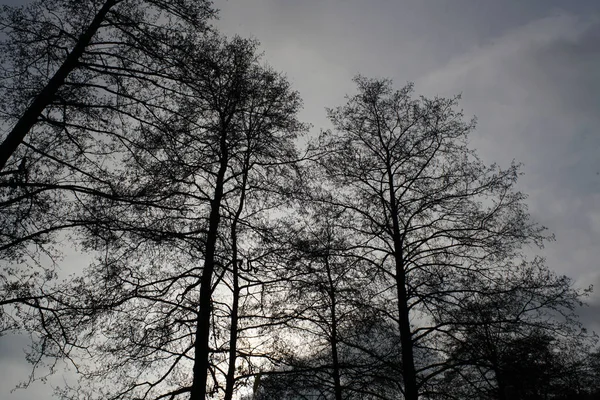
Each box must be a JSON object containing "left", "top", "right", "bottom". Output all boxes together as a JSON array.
[
  {"left": 16, "top": 35, "right": 307, "bottom": 399},
  {"left": 0, "top": 0, "right": 215, "bottom": 171},
  {"left": 311, "top": 76, "right": 550, "bottom": 400},
  {"left": 0, "top": 0, "right": 216, "bottom": 329},
  {"left": 438, "top": 260, "right": 594, "bottom": 400},
  {"left": 0, "top": 14, "right": 596, "bottom": 398}
]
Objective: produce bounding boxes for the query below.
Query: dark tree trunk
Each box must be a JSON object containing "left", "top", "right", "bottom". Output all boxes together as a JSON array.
[
  {"left": 388, "top": 169, "right": 419, "bottom": 400},
  {"left": 495, "top": 368, "right": 509, "bottom": 400},
  {"left": 223, "top": 256, "right": 240, "bottom": 400},
  {"left": 224, "top": 149, "right": 250, "bottom": 400},
  {"left": 394, "top": 259, "right": 418, "bottom": 400},
  {"left": 0, "top": 0, "right": 118, "bottom": 172},
  {"left": 325, "top": 257, "right": 344, "bottom": 400},
  {"left": 190, "top": 126, "right": 229, "bottom": 400}
]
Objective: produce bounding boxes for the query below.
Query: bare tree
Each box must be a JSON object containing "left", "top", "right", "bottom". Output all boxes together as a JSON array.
[
  {"left": 313, "top": 76, "right": 549, "bottom": 400},
  {"left": 281, "top": 206, "right": 363, "bottom": 400},
  {"left": 436, "top": 260, "right": 595, "bottom": 400},
  {"left": 17, "top": 35, "right": 306, "bottom": 400},
  {"left": 267, "top": 199, "right": 405, "bottom": 400},
  {"left": 0, "top": 0, "right": 216, "bottom": 326},
  {"left": 2, "top": 8, "right": 595, "bottom": 398}
]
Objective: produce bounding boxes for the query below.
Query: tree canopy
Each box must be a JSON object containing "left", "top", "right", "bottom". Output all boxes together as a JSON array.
[{"left": 0, "top": 2, "right": 597, "bottom": 400}]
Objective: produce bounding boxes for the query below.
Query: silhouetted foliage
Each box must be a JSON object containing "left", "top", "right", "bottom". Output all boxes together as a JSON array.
[
  {"left": 0, "top": 0, "right": 215, "bottom": 334},
  {"left": 0, "top": 4, "right": 596, "bottom": 398},
  {"left": 17, "top": 34, "right": 306, "bottom": 400},
  {"left": 301, "top": 77, "right": 584, "bottom": 400},
  {"left": 436, "top": 261, "right": 595, "bottom": 400}
]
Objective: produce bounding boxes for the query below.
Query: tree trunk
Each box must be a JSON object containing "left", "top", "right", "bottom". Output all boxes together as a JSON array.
[
  {"left": 326, "top": 257, "right": 343, "bottom": 400},
  {"left": 0, "top": 0, "right": 118, "bottom": 172},
  {"left": 495, "top": 368, "right": 509, "bottom": 400},
  {"left": 190, "top": 126, "right": 229, "bottom": 400},
  {"left": 388, "top": 169, "right": 419, "bottom": 400},
  {"left": 223, "top": 249, "right": 240, "bottom": 400},
  {"left": 394, "top": 260, "right": 418, "bottom": 400},
  {"left": 224, "top": 150, "right": 250, "bottom": 400}
]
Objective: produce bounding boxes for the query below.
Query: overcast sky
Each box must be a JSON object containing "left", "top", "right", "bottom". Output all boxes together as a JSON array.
[
  {"left": 218, "top": 0, "right": 600, "bottom": 320},
  {"left": 2, "top": 0, "right": 600, "bottom": 398}
]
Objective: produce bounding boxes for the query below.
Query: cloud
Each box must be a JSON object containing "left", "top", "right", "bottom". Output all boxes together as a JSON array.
[
  {"left": 217, "top": 5, "right": 600, "bottom": 330},
  {"left": 416, "top": 15, "right": 600, "bottom": 295},
  {"left": 418, "top": 13, "right": 600, "bottom": 144},
  {"left": 218, "top": 3, "right": 600, "bottom": 334},
  {"left": 2, "top": 2, "right": 599, "bottom": 399}
]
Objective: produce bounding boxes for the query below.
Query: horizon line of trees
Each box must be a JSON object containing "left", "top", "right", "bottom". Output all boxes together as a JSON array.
[{"left": 0, "top": 1, "right": 598, "bottom": 400}]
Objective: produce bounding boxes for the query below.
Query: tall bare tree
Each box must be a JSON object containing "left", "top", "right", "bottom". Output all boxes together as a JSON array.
[
  {"left": 263, "top": 200, "right": 404, "bottom": 400},
  {"left": 313, "top": 76, "right": 549, "bottom": 400},
  {"left": 17, "top": 35, "right": 306, "bottom": 400}
]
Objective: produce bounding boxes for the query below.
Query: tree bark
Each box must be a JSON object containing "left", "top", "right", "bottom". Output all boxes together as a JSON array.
[{"left": 0, "top": 0, "right": 119, "bottom": 172}]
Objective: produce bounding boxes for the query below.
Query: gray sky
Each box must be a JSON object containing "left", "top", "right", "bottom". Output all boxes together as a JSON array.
[
  {"left": 217, "top": 0, "right": 600, "bottom": 323},
  {"left": 2, "top": 0, "right": 600, "bottom": 398}
]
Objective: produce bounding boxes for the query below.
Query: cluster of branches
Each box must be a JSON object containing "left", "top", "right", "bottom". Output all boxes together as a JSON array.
[
  {"left": 0, "top": 1, "right": 598, "bottom": 400},
  {"left": 252, "top": 78, "right": 599, "bottom": 400}
]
